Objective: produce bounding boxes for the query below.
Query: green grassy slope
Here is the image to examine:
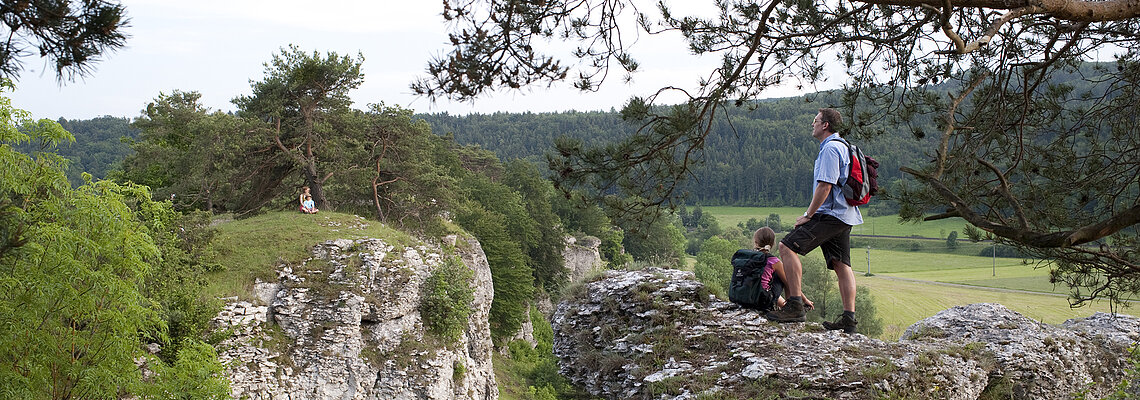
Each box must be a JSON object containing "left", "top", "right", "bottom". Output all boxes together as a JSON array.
[{"left": 203, "top": 211, "right": 415, "bottom": 299}]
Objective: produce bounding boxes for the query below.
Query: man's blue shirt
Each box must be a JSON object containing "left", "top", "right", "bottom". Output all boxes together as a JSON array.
[{"left": 813, "top": 133, "right": 863, "bottom": 226}]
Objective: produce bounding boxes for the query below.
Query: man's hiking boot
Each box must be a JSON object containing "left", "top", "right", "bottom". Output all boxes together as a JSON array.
[
  {"left": 822, "top": 313, "right": 858, "bottom": 334},
  {"left": 765, "top": 297, "right": 806, "bottom": 322}
]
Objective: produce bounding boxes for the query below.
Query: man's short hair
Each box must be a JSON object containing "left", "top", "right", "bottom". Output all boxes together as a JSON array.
[{"left": 818, "top": 108, "right": 842, "bottom": 134}]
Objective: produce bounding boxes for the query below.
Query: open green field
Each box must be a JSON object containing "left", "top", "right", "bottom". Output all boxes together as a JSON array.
[
  {"left": 705, "top": 206, "right": 1136, "bottom": 340},
  {"left": 860, "top": 274, "right": 1123, "bottom": 340},
  {"left": 702, "top": 205, "right": 972, "bottom": 238},
  {"left": 855, "top": 248, "right": 1033, "bottom": 275}
]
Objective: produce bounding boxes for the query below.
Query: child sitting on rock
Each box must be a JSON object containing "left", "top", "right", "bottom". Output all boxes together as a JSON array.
[{"left": 749, "top": 227, "right": 813, "bottom": 311}]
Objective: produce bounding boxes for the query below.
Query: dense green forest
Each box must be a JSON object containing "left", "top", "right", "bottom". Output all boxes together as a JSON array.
[{"left": 419, "top": 96, "right": 929, "bottom": 211}]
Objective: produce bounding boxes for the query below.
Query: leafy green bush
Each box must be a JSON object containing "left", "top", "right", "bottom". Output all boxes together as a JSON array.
[
  {"left": 621, "top": 214, "right": 685, "bottom": 263},
  {"left": 497, "top": 309, "right": 584, "bottom": 400},
  {"left": 146, "top": 340, "right": 230, "bottom": 400},
  {"left": 0, "top": 86, "right": 228, "bottom": 399},
  {"left": 456, "top": 202, "right": 534, "bottom": 343},
  {"left": 693, "top": 237, "right": 738, "bottom": 298},
  {"left": 420, "top": 257, "right": 475, "bottom": 342},
  {"left": 141, "top": 210, "right": 226, "bottom": 363}
]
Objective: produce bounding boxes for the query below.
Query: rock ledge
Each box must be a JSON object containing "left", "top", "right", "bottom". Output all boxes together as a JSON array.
[{"left": 553, "top": 267, "right": 1138, "bottom": 400}]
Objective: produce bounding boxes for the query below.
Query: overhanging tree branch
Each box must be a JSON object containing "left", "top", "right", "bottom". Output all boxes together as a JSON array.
[
  {"left": 855, "top": 0, "right": 1140, "bottom": 22},
  {"left": 934, "top": 70, "right": 988, "bottom": 179},
  {"left": 975, "top": 157, "right": 1030, "bottom": 230},
  {"left": 423, "top": 0, "right": 1140, "bottom": 304},
  {"left": 903, "top": 166, "right": 1140, "bottom": 247}
]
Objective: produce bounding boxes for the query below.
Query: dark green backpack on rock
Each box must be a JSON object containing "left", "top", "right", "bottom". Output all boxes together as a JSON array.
[{"left": 729, "top": 249, "right": 782, "bottom": 311}]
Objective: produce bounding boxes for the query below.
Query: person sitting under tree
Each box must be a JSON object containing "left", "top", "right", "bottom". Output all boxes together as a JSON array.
[{"left": 299, "top": 186, "right": 318, "bottom": 214}]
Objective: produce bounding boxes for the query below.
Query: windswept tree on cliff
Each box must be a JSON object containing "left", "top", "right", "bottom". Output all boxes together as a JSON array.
[
  {"left": 119, "top": 90, "right": 255, "bottom": 212},
  {"left": 417, "top": 0, "right": 1140, "bottom": 305},
  {"left": 333, "top": 103, "right": 460, "bottom": 228},
  {"left": 234, "top": 45, "right": 364, "bottom": 211}
]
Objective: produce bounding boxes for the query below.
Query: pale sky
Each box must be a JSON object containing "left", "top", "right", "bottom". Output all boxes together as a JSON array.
[{"left": 6, "top": 0, "right": 798, "bottom": 121}]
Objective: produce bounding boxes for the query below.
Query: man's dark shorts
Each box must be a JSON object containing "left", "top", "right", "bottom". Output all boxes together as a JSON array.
[{"left": 780, "top": 213, "right": 852, "bottom": 269}]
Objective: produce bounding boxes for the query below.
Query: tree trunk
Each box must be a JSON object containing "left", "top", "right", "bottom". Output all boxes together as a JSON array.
[
  {"left": 205, "top": 188, "right": 213, "bottom": 213},
  {"left": 305, "top": 165, "right": 329, "bottom": 210},
  {"left": 371, "top": 175, "right": 401, "bottom": 223}
]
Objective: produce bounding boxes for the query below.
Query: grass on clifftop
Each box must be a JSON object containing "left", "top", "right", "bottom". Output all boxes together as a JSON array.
[{"left": 203, "top": 211, "right": 418, "bottom": 299}]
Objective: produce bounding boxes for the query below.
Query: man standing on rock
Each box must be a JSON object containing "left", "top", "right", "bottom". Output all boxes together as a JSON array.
[{"left": 766, "top": 108, "right": 863, "bottom": 334}]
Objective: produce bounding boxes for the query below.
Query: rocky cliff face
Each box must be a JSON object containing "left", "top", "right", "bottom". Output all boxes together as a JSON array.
[
  {"left": 504, "top": 235, "right": 604, "bottom": 350},
  {"left": 563, "top": 235, "right": 603, "bottom": 283},
  {"left": 553, "top": 267, "right": 1139, "bottom": 400},
  {"left": 213, "top": 237, "right": 498, "bottom": 400}
]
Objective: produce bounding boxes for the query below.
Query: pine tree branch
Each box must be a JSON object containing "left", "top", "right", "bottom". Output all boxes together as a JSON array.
[
  {"left": 856, "top": 0, "right": 1140, "bottom": 22},
  {"left": 903, "top": 166, "right": 1140, "bottom": 247},
  {"left": 974, "top": 157, "right": 1030, "bottom": 230}
]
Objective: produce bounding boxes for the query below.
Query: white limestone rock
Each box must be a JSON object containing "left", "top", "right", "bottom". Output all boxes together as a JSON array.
[
  {"left": 562, "top": 235, "right": 603, "bottom": 283},
  {"left": 213, "top": 236, "right": 497, "bottom": 400},
  {"left": 552, "top": 267, "right": 1138, "bottom": 400}
]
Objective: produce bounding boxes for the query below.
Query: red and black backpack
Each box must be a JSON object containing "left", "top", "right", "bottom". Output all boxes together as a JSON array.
[{"left": 828, "top": 138, "right": 879, "bottom": 206}]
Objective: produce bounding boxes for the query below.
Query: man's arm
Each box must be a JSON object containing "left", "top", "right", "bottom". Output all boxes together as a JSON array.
[{"left": 795, "top": 181, "right": 833, "bottom": 227}]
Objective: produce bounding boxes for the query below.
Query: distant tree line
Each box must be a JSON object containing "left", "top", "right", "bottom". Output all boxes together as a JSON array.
[{"left": 418, "top": 96, "right": 930, "bottom": 213}]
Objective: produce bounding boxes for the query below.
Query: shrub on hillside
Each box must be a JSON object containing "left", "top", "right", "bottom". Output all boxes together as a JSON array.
[
  {"left": 693, "top": 237, "right": 737, "bottom": 298},
  {"left": 420, "top": 257, "right": 475, "bottom": 342}
]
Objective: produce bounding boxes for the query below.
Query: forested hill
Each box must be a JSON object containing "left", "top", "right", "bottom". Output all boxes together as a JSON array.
[
  {"left": 418, "top": 96, "right": 932, "bottom": 209},
  {"left": 13, "top": 116, "right": 138, "bottom": 186},
  {"left": 31, "top": 103, "right": 927, "bottom": 209}
]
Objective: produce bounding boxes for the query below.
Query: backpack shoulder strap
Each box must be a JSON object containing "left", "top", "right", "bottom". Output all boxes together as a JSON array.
[
  {"left": 827, "top": 137, "right": 852, "bottom": 150},
  {"left": 732, "top": 249, "right": 757, "bottom": 260},
  {"left": 825, "top": 138, "right": 855, "bottom": 185},
  {"left": 732, "top": 249, "right": 772, "bottom": 267},
  {"left": 757, "top": 250, "right": 774, "bottom": 265}
]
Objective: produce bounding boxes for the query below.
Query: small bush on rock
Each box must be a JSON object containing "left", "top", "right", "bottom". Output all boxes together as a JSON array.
[{"left": 420, "top": 257, "right": 475, "bottom": 341}]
